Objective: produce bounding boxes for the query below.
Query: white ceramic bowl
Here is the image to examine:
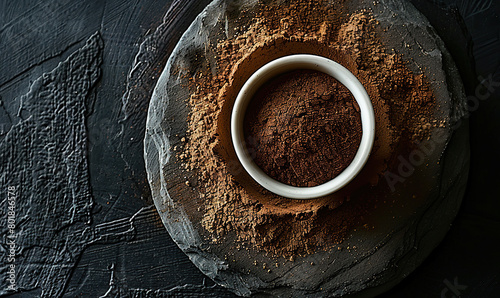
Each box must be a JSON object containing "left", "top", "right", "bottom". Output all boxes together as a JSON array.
[{"left": 231, "top": 54, "right": 375, "bottom": 199}]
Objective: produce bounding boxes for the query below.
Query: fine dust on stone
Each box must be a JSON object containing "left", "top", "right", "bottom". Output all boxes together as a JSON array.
[{"left": 179, "top": 0, "right": 439, "bottom": 257}]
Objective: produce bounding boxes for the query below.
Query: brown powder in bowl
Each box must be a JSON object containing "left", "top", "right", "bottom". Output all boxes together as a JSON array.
[
  {"left": 244, "top": 69, "right": 362, "bottom": 187},
  {"left": 177, "top": 0, "right": 439, "bottom": 256}
]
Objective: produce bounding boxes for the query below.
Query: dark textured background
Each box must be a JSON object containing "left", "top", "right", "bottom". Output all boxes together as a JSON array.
[{"left": 0, "top": 0, "right": 498, "bottom": 297}]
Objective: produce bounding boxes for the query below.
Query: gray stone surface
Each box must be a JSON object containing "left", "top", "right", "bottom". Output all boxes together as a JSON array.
[{"left": 144, "top": 0, "right": 470, "bottom": 296}]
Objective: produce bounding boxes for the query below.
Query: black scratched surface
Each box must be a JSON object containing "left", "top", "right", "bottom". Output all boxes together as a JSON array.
[{"left": 0, "top": 0, "right": 498, "bottom": 297}]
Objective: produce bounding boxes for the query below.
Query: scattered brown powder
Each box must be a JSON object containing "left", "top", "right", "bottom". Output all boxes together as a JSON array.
[
  {"left": 177, "top": 0, "right": 438, "bottom": 256},
  {"left": 244, "top": 69, "right": 362, "bottom": 187}
]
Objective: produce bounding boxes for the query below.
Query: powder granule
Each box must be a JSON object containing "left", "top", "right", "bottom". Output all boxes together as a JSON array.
[{"left": 180, "top": 1, "right": 438, "bottom": 256}]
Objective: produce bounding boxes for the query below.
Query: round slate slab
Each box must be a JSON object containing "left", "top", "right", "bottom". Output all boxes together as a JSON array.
[{"left": 144, "top": 0, "right": 469, "bottom": 296}]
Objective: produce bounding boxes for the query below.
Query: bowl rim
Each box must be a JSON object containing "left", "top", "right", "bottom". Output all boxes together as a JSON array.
[{"left": 231, "top": 54, "right": 375, "bottom": 199}]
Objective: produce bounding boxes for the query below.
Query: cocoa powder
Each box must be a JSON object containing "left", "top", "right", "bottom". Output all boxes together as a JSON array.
[
  {"left": 244, "top": 69, "right": 362, "bottom": 187},
  {"left": 178, "top": 0, "right": 440, "bottom": 256}
]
